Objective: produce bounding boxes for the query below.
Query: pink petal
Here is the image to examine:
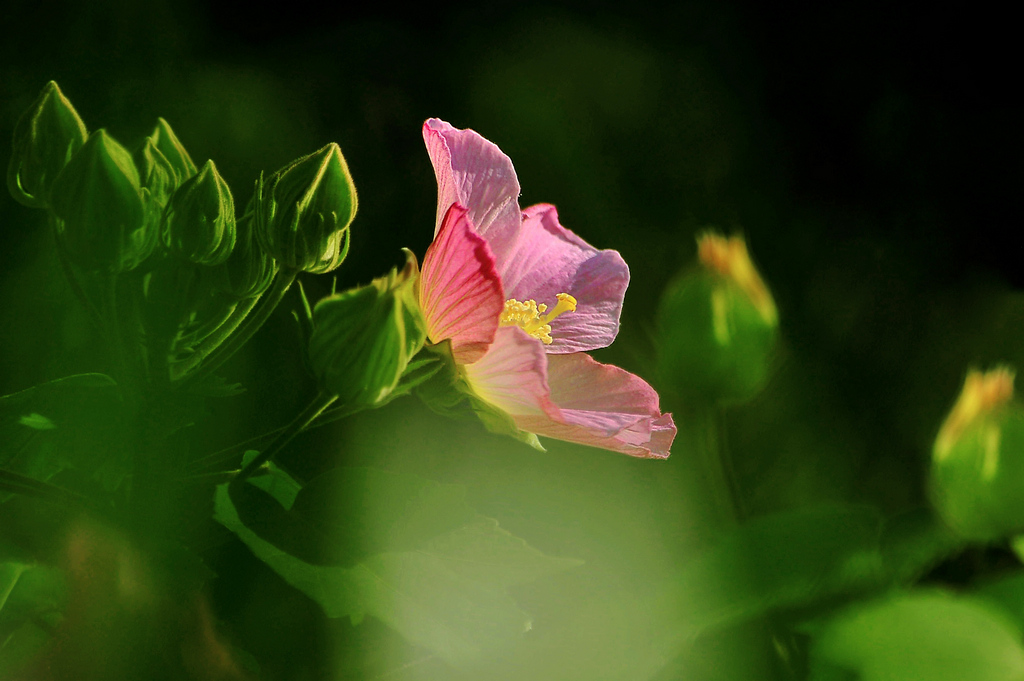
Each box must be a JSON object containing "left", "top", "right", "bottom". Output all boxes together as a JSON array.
[
  {"left": 422, "top": 119, "right": 522, "bottom": 259},
  {"left": 514, "top": 353, "right": 675, "bottom": 459},
  {"left": 498, "top": 204, "right": 629, "bottom": 354},
  {"left": 462, "top": 326, "right": 560, "bottom": 419},
  {"left": 418, "top": 204, "right": 504, "bottom": 365}
]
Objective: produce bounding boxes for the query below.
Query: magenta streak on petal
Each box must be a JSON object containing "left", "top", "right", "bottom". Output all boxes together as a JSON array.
[
  {"left": 462, "top": 326, "right": 559, "bottom": 419},
  {"left": 418, "top": 203, "right": 504, "bottom": 365},
  {"left": 422, "top": 119, "right": 522, "bottom": 260},
  {"left": 498, "top": 204, "right": 629, "bottom": 354},
  {"left": 514, "top": 353, "right": 675, "bottom": 458}
]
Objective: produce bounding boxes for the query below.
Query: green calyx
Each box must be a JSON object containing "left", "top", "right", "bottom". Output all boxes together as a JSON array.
[
  {"left": 7, "top": 81, "right": 88, "bottom": 209},
  {"left": 161, "top": 159, "right": 237, "bottom": 266},
  {"left": 255, "top": 143, "right": 357, "bottom": 274},
  {"left": 206, "top": 193, "right": 278, "bottom": 301},
  {"left": 49, "top": 129, "right": 153, "bottom": 273},
  {"left": 308, "top": 250, "right": 425, "bottom": 409}
]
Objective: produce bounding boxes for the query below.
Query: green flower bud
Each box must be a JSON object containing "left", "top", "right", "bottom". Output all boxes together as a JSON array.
[
  {"left": 7, "top": 81, "right": 88, "bottom": 208},
  {"left": 930, "top": 367, "right": 1024, "bottom": 540},
  {"left": 255, "top": 143, "right": 357, "bottom": 274},
  {"left": 49, "top": 129, "right": 152, "bottom": 273},
  {"left": 657, "top": 232, "right": 778, "bottom": 405},
  {"left": 135, "top": 137, "right": 177, "bottom": 242},
  {"left": 135, "top": 137, "right": 177, "bottom": 205},
  {"left": 206, "top": 189, "right": 277, "bottom": 300},
  {"left": 161, "top": 159, "right": 236, "bottom": 266},
  {"left": 308, "top": 251, "right": 426, "bottom": 408},
  {"left": 149, "top": 117, "right": 197, "bottom": 184}
]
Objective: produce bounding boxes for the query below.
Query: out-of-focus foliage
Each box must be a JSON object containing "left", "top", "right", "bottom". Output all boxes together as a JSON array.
[{"left": 809, "top": 592, "right": 1024, "bottom": 681}]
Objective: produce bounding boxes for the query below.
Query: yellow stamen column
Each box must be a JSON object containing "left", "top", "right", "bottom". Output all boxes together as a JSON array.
[{"left": 500, "top": 293, "right": 577, "bottom": 344}]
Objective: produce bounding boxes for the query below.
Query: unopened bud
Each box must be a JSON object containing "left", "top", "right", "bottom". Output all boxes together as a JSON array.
[
  {"left": 135, "top": 137, "right": 177, "bottom": 239},
  {"left": 930, "top": 367, "right": 1024, "bottom": 540},
  {"left": 161, "top": 159, "right": 236, "bottom": 266},
  {"left": 7, "top": 81, "right": 88, "bottom": 208},
  {"left": 657, "top": 232, "right": 778, "bottom": 405},
  {"left": 49, "top": 129, "right": 152, "bottom": 273},
  {"left": 308, "top": 251, "right": 426, "bottom": 408},
  {"left": 135, "top": 137, "right": 177, "bottom": 206},
  {"left": 149, "top": 117, "right": 197, "bottom": 185},
  {"left": 255, "top": 143, "right": 357, "bottom": 274}
]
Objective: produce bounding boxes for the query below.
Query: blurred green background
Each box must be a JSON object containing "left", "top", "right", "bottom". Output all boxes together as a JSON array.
[{"left": 2, "top": 1, "right": 1022, "bottom": 678}]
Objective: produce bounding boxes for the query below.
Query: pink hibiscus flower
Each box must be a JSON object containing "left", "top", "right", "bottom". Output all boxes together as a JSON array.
[{"left": 416, "top": 119, "right": 675, "bottom": 459}]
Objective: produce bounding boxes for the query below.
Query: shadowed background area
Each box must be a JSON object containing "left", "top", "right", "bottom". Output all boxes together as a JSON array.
[{"left": 1, "top": 1, "right": 1022, "bottom": 679}]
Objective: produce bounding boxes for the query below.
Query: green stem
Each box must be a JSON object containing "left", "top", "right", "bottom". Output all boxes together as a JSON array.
[
  {"left": 103, "top": 273, "right": 130, "bottom": 388},
  {"left": 694, "top": 406, "right": 737, "bottom": 528},
  {"left": 231, "top": 391, "right": 337, "bottom": 484},
  {"left": 171, "top": 295, "right": 259, "bottom": 380},
  {"left": 178, "top": 268, "right": 297, "bottom": 386},
  {"left": 189, "top": 398, "right": 379, "bottom": 474}
]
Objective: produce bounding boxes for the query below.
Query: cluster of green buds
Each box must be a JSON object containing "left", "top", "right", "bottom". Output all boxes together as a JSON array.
[
  {"left": 7, "top": 80, "right": 362, "bottom": 386},
  {"left": 307, "top": 251, "right": 426, "bottom": 408},
  {"left": 136, "top": 118, "right": 197, "bottom": 237},
  {"left": 929, "top": 367, "right": 1024, "bottom": 541},
  {"left": 657, "top": 232, "right": 779, "bottom": 405}
]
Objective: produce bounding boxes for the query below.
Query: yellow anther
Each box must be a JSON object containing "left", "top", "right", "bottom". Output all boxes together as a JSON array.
[
  {"left": 500, "top": 293, "right": 577, "bottom": 344},
  {"left": 541, "top": 293, "right": 577, "bottom": 324}
]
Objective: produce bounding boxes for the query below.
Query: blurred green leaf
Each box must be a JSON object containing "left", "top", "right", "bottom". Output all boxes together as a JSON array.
[
  {"left": 809, "top": 591, "right": 1024, "bottom": 681},
  {"left": 879, "top": 507, "right": 963, "bottom": 585},
  {"left": 0, "top": 560, "right": 66, "bottom": 676},
  {"left": 681, "top": 505, "right": 886, "bottom": 630},
  {"left": 974, "top": 571, "right": 1024, "bottom": 632},
  {"left": 0, "top": 374, "right": 129, "bottom": 495},
  {"left": 230, "top": 462, "right": 479, "bottom": 566},
  {"left": 214, "top": 475, "right": 582, "bottom": 666},
  {"left": 17, "top": 414, "right": 54, "bottom": 431}
]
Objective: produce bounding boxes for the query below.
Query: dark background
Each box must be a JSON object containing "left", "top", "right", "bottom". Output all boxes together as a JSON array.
[{"left": 2, "top": 1, "right": 1022, "bottom": 677}]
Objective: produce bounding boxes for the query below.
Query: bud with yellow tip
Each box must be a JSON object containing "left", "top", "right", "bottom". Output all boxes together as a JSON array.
[
  {"left": 657, "top": 232, "right": 779, "bottom": 405},
  {"left": 930, "top": 367, "right": 1024, "bottom": 540}
]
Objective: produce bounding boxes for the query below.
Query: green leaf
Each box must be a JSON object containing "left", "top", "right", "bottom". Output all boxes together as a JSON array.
[
  {"left": 810, "top": 591, "right": 1024, "bottom": 681},
  {"left": 680, "top": 504, "right": 886, "bottom": 630},
  {"left": 0, "top": 374, "right": 128, "bottom": 495},
  {"left": 214, "top": 478, "right": 581, "bottom": 665},
  {"left": 17, "top": 414, "right": 54, "bottom": 431},
  {"left": 240, "top": 450, "right": 300, "bottom": 510}
]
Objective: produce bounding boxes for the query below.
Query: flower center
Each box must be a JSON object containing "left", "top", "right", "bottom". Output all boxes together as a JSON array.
[{"left": 499, "top": 293, "right": 577, "bottom": 344}]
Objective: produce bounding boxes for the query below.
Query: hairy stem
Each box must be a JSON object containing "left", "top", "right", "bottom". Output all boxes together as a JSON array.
[{"left": 178, "top": 268, "right": 297, "bottom": 386}]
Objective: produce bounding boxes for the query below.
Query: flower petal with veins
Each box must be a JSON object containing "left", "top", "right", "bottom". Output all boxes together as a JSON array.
[{"left": 418, "top": 203, "right": 503, "bottom": 365}]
